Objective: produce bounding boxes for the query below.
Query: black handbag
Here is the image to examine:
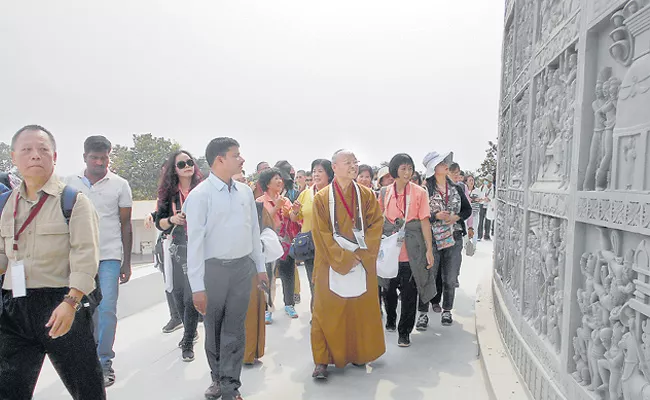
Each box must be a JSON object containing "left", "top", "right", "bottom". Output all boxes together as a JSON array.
[{"left": 289, "top": 231, "right": 315, "bottom": 261}]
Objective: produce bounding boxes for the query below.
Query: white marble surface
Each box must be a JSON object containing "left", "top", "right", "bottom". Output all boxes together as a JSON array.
[{"left": 33, "top": 243, "right": 493, "bottom": 400}]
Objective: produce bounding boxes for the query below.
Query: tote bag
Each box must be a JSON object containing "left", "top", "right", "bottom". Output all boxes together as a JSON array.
[
  {"left": 376, "top": 185, "right": 411, "bottom": 279},
  {"left": 328, "top": 182, "right": 367, "bottom": 298}
]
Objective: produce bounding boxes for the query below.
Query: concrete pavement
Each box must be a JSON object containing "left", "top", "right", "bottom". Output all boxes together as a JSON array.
[{"left": 34, "top": 241, "right": 494, "bottom": 400}]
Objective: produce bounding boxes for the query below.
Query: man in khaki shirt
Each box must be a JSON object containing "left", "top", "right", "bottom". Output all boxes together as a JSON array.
[{"left": 0, "top": 125, "right": 106, "bottom": 400}]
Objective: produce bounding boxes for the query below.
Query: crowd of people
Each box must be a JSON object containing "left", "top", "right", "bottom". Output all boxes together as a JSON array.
[{"left": 0, "top": 125, "right": 496, "bottom": 400}]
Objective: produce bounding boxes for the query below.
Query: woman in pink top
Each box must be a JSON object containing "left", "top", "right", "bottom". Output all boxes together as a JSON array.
[
  {"left": 379, "top": 153, "right": 435, "bottom": 348},
  {"left": 256, "top": 168, "right": 299, "bottom": 322}
]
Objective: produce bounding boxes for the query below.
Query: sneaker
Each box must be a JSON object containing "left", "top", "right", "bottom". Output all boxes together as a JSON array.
[
  {"left": 162, "top": 318, "right": 183, "bottom": 333},
  {"left": 416, "top": 314, "right": 429, "bottom": 331},
  {"left": 204, "top": 381, "right": 222, "bottom": 400},
  {"left": 285, "top": 305, "right": 299, "bottom": 319},
  {"left": 398, "top": 335, "right": 411, "bottom": 347},
  {"left": 178, "top": 331, "right": 199, "bottom": 348},
  {"left": 265, "top": 311, "right": 273, "bottom": 325},
  {"left": 432, "top": 303, "right": 443, "bottom": 313},
  {"left": 103, "top": 367, "right": 116, "bottom": 387},
  {"left": 294, "top": 294, "right": 301, "bottom": 304},
  {"left": 441, "top": 311, "right": 453, "bottom": 326},
  {"left": 181, "top": 343, "right": 195, "bottom": 362},
  {"left": 385, "top": 322, "right": 396, "bottom": 332},
  {"left": 312, "top": 364, "right": 328, "bottom": 380}
]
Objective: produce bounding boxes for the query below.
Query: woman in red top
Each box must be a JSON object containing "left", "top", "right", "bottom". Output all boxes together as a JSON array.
[{"left": 256, "top": 168, "right": 299, "bottom": 323}]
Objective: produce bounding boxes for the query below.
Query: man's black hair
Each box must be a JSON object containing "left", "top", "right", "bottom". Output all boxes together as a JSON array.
[
  {"left": 205, "top": 137, "right": 239, "bottom": 167},
  {"left": 84, "top": 135, "right": 112, "bottom": 154}
]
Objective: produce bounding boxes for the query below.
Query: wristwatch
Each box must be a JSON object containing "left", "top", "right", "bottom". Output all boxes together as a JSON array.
[{"left": 63, "top": 295, "right": 82, "bottom": 311}]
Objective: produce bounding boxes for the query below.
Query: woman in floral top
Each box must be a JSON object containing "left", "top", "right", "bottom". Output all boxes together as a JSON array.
[{"left": 416, "top": 151, "right": 471, "bottom": 329}]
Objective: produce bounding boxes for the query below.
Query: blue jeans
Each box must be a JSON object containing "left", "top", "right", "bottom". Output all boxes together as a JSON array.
[{"left": 94, "top": 259, "right": 120, "bottom": 370}]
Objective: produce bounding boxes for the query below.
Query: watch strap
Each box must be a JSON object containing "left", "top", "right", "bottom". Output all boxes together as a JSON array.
[{"left": 63, "top": 295, "right": 81, "bottom": 311}]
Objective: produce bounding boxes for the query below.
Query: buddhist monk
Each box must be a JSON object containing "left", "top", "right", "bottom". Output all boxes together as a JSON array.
[
  {"left": 244, "top": 202, "right": 274, "bottom": 365},
  {"left": 310, "top": 149, "right": 385, "bottom": 380}
]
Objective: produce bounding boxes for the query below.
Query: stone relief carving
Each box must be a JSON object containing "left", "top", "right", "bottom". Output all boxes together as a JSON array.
[
  {"left": 538, "top": 0, "right": 579, "bottom": 45},
  {"left": 529, "top": 191, "right": 568, "bottom": 218},
  {"left": 530, "top": 49, "right": 578, "bottom": 189},
  {"left": 498, "top": 110, "right": 510, "bottom": 190},
  {"left": 495, "top": 202, "right": 523, "bottom": 308},
  {"left": 576, "top": 193, "right": 650, "bottom": 236},
  {"left": 503, "top": 22, "right": 515, "bottom": 107},
  {"left": 572, "top": 229, "right": 647, "bottom": 400},
  {"left": 534, "top": 12, "right": 580, "bottom": 72},
  {"left": 510, "top": 89, "right": 529, "bottom": 190},
  {"left": 581, "top": 67, "right": 622, "bottom": 192},
  {"left": 515, "top": 0, "right": 535, "bottom": 78},
  {"left": 524, "top": 214, "right": 567, "bottom": 354}
]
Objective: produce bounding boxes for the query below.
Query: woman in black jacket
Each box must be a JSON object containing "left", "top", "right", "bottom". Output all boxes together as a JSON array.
[
  {"left": 155, "top": 150, "right": 203, "bottom": 362},
  {"left": 416, "top": 151, "right": 472, "bottom": 330}
]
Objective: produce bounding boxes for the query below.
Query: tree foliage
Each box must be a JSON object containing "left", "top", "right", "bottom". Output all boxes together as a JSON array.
[
  {"left": 477, "top": 140, "right": 497, "bottom": 180},
  {"left": 0, "top": 142, "right": 12, "bottom": 173},
  {"left": 110, "top": 134, "right": 181, "bottom": 200}
]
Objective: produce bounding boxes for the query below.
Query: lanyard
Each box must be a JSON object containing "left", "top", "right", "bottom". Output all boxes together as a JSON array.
[
  {"left": 392, "top": 182, "right": 408, "bottom": 217},
  {"left": 13, "top": 194, "right": 49, "bottom": 251},
  {"left": 333, "top": 180, "right": 355, "bottom": 220},
  {"left": 437, "top": 180, "right": 449, "bottom": 207}
]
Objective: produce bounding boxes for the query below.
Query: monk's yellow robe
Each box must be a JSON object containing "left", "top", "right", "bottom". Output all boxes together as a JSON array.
[
  {"left": 310, "top": 183, "right": 385, "bottom": 367},
  {"left": 244, "top": 203, "right": 273, "bottom": 364}
]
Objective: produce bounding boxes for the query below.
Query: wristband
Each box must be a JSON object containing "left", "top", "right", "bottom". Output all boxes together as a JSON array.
[{"left": 63, "top": 295, "right": 81, "bottom": 311}]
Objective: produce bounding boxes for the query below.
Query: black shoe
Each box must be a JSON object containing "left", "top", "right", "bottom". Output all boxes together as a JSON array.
[
  {"left": 198, "top": 313, "right": 204, "bottom": 323},
  {"left": 162, "top": 318, "right": 183, "bottom": 333},
  {"left": 312, "top": 364, "right": 328, "bottom": 380},
  {"left": 181, "top": 344, "right": 195, "bottom": 362},
  {"left": 398, "top": 335, "right": 411, "bottom": 347},
  {"left": 178, "top": 331, "right": 199, "bottom": 348},
  {"left": 385, "top": 322, "right": 396, "bottom": 332},
  {"left": 103, "top": 367, "right": 116, "bottom": 387},
  {"left": 441, "top": 311, "right": 453, "bottom": 326},
  {"left": 416, "top": 314, "right": 429, "bottom": 331}
]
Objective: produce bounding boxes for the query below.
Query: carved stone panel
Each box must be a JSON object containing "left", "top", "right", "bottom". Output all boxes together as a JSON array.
[
  {"left": 496, "top": 203, "right": 524, "bottom": 308},
  {"left": 515, "top": 0, "right": 535, "bottom": 79},
  {"left": 510, "top": 88, "right": 529, "bottom": 190},
  {"left": 498, "top": 108, "right": 511, "bottom": 190},
  {"left": 534, "top": 12, "right": 580, "bottom": 73},
  {"left": 503, "top": 21, "right": 515, "bottom": 107},
  {"left": 530, "top": 48, "right": 578, "bottom": 189},
  {"left": 571, "top": 229, "right": 650, "bottom": 400},
  {"left": 538, "top": 0, "right": 579, "bottom": 46},
  {"left": 523, "top": 213, "right": 567, "bottom": 355}
]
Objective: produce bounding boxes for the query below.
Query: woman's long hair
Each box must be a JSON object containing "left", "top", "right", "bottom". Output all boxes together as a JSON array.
[{"left": 157, "top": 150, "right": 203, "bottom": 206}]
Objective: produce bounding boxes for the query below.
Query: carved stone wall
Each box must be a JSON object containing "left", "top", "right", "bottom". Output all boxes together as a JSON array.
[{"left": 494, "top": 1, "right": 650, "bottom": 400}]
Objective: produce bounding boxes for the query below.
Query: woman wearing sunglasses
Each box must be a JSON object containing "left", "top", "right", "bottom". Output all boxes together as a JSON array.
[{"left": 155, "top": 150, "right": 203, "bottom": 362}]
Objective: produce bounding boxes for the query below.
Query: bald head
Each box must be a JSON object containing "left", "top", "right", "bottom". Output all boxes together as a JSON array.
[{"left": 331, "top": 149, "right": 359, "bottom": 181}]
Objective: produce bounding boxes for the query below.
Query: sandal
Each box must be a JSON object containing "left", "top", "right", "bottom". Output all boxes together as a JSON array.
[{"left": 103, "top": 369, "right": 116, "bottom": 387}]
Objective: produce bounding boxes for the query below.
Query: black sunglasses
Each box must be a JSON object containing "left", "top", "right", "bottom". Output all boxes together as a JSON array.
[{"left": 176, "top": 159, "right": 195, "bottom": 169}]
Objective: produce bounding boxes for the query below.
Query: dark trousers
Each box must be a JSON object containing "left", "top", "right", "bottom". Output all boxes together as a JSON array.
[
  {"left": 304, "top": 258, "right": 315, "bottom": 311},
  {"left": 276, "top": 256, "right": 296, "bottom": 306},
  {"left": 0, "top": 289, "right": 106, "bottom": 400},
  {"left": 419, "top": 236, "right": 463, "bottom": 312},
  {"left": 478, "top": 207, "right": 491, "bottom": 239},
  {"left": 171, "top": 260, "right": 199, "bottom": 345},
  {"left": 166, "top": 290, "right": 181, "bottom": 321},
  {"left": 384, "top": 263, "right": 418, "bottom": 335},
  {"left": 204, "top": 257, "right": 254, "bottom": 399}
]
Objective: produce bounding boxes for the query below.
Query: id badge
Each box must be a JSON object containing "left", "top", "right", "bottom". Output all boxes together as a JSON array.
[
  {"left": 397, "top": 230, "right": 406, "bottom": 247},
  {"left": 10, "top": 260, "right": 26, "bottom": 298},
  {"left": 353, "top": 229, "right": 368, "bottom": 250}
]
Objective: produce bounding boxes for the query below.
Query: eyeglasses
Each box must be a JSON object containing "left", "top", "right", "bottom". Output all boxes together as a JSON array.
[{"left": 176, "top": 159, "right": 195, "bottom": 169}]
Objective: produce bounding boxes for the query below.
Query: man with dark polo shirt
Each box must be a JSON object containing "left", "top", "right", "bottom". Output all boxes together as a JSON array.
[{"left": 0, "top": 125, "right": 105, "bottom": 399}]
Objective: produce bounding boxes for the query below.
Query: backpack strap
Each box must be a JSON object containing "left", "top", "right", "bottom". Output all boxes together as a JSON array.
[
  {"left": 0, "top": 190, "right": 12, "bottom": 217},
  {"left": 60, "top": 185, "right": 79, "bottom": 225}
]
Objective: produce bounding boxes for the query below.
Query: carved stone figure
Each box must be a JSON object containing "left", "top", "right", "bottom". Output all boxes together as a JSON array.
[
  {"left": 622, "top": 137, "right": 637, "bottom": 190},
  {"left": 596, "top": 76, "right": 622, "bottom": 191},
  {"left": 583, "top": 68, "right": 612, "bottom": 191}
]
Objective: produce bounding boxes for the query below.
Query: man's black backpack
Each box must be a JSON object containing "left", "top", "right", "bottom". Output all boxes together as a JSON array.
[{"left": 0, "top": 186, "right": 102, "bottom": 313}]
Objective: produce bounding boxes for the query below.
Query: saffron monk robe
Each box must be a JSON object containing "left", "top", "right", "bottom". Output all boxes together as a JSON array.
[{"left": 309, "top": 149, "right": 385, "bottom": 380}]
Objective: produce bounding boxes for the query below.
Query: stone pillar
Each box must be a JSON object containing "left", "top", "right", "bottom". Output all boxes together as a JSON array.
[{"left": 494, "top": 1, "right": 650, "bottom": 400}]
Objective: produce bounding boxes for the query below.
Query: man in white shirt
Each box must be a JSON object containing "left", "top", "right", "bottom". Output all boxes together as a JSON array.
[
  {"left": 184, "top": 137, "right": 268, "bottom": 400},
  {"left": 65, "top": 135, "right": 133, "bottom": 387}
]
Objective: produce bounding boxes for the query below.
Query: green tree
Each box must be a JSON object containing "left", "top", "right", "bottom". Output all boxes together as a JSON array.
[
  {"left": 110, "top": 134, "right": 181, "bottom": 200},
  {"left": 0, "top": 142, "right": 12, "bottom": 172},
  {"left": 477, "top": 140, "right": 497, "bottom": 180},
  {"left": 196, "top": 157, "right": 210, "bottom": 178}
]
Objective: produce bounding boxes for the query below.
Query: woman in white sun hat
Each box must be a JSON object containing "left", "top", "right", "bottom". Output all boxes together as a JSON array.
[{"left": 415, "top": 151, "right": 472, "bottom": 330}]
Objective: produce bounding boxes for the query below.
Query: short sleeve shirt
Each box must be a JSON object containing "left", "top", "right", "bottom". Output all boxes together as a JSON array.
[
  {"left": 380, "top": 182, "right": 430, "bottom": 262},
  {"left": 65, "top": 171, "right": 133, "bottom": 261},
  {"left": 256, "top": 193, "right": 292, "bottom": 232}
]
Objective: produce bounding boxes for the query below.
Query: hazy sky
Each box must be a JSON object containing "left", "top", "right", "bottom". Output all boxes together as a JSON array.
[{"left": 1, "top": 1, "right": 504, "bottom": 176}]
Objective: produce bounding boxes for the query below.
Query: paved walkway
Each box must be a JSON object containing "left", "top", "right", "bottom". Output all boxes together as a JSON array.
[{"left": 34, "top": 242, "right": 494, "bottom": 400}]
